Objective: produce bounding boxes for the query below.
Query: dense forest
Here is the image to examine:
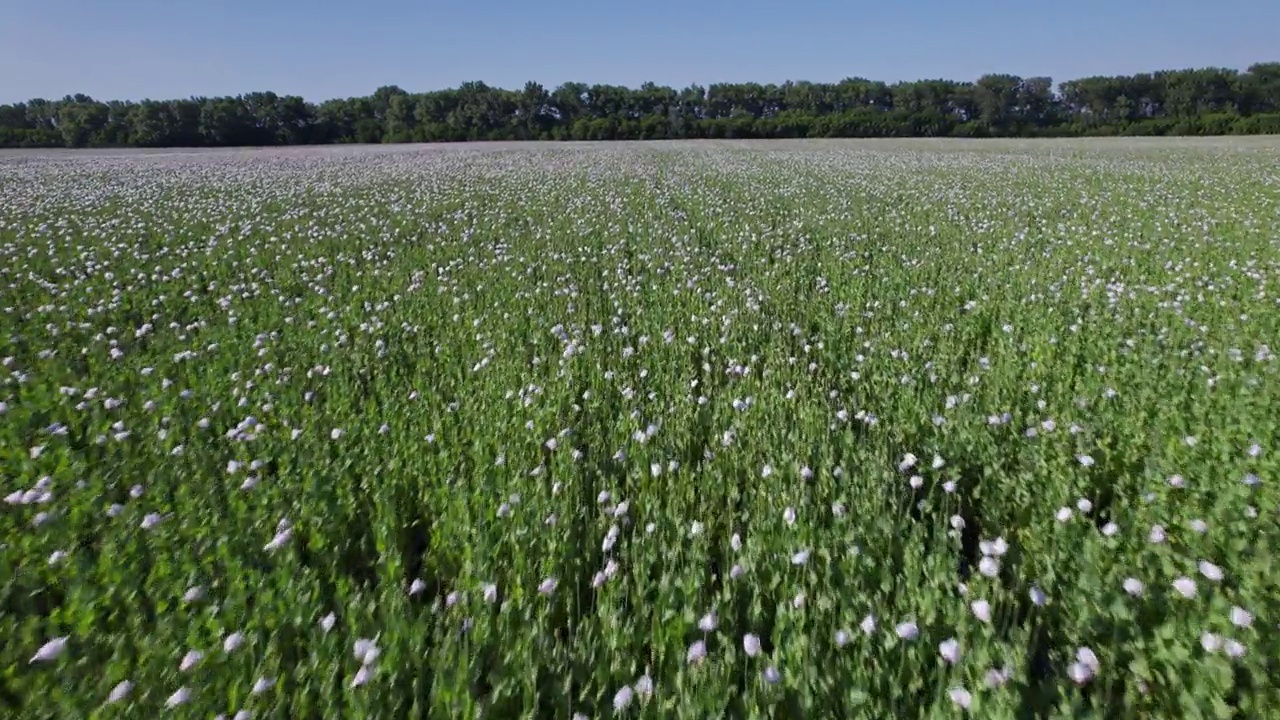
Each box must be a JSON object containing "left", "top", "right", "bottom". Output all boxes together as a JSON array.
[{"left": 2, "top": 63, "right": 1279, "bottom": 148}]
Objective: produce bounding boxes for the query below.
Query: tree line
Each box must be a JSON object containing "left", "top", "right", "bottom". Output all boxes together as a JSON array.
[{"left": 2, "top": 63, "right": 1279, "bottom": 148}]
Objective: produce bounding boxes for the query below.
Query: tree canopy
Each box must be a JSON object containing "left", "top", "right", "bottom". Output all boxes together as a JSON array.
[{"left": 3, "top": 63, "right": 1279, "bottom": 148}]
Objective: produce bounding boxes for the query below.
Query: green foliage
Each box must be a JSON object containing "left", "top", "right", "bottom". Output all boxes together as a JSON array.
[
  {"left": 3, "top": 63, "right": 1280, "bottom": 148},
  {"left": 0, "top": 139, "right": 1279, "bottom": 718}
]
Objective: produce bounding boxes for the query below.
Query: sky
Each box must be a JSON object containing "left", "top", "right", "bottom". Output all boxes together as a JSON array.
[{"left": 1, "top": 0, "right": 1278, "bottom": 104}]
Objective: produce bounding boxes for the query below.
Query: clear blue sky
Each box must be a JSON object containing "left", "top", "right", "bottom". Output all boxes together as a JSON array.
[{"left": 2, "top": 0, "right": 1277, "bottom": 103}]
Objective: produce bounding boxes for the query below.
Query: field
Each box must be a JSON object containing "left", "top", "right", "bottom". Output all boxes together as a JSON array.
[{"left": 1, "top": 137, "right": 1279, "bottom": 719}]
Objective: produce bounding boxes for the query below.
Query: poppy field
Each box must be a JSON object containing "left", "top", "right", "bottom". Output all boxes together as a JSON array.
[{"left": 1, "top": 138, "right": 1279, "bottom": 718}]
